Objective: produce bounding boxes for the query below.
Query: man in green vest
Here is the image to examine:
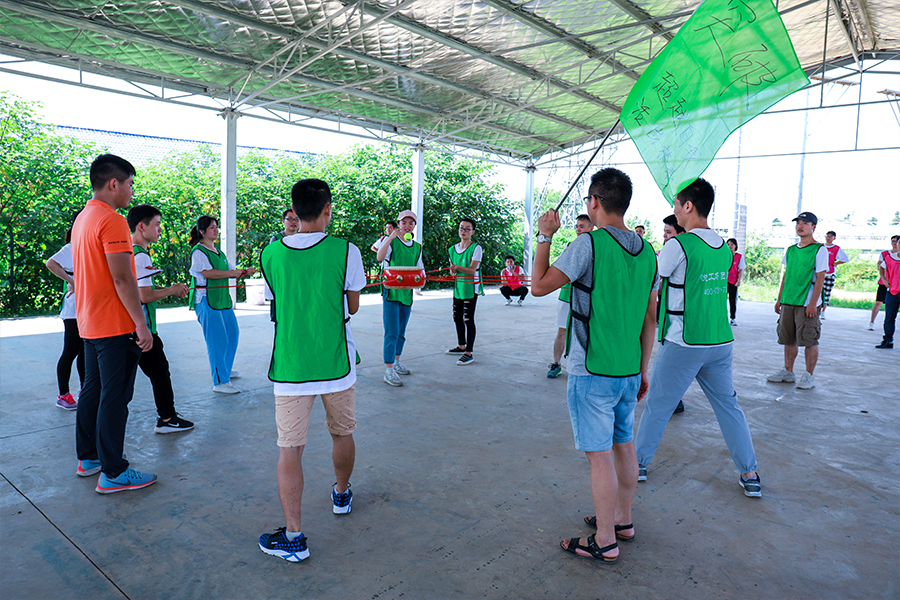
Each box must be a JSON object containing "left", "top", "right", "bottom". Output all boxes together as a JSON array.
[
  {"left": 446, "top": 217, "right": 483, "bottom": 366},
  {"left": 127, "top": 204, "right": 194, "bottom": 434},
  {"left": 633, "top": 178, "right": 761, "bottom": 498},
  {"left": 376, "top": 210, "right": 423, "bottom": 386},
  {"left": 531, "top": 167, "right": 658, "bottom": 565},
  {"left": 547, "top": 214, "right": 593, "bottom": 379},
  {"left": 258, "top": 178, "right": 366, "bottom": 563},
  {"left": 767, "top": 212, "right": 828, "bottom": 389}
]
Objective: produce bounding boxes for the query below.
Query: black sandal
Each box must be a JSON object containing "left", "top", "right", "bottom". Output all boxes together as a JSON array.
[
  {"left": 560, "top": 534, "right": 618, "bottom": 564},
  {"left": 582, "top": 517, "right": 635, "bottom": 542}
]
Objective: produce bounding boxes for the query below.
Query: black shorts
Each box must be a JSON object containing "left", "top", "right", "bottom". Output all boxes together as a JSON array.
[{"left": 876, "top": 284, "right": 888, "bottom": 303}]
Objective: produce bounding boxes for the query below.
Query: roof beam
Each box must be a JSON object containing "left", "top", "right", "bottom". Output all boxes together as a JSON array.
[
  {"left": 477, "top": 0, "right": 640, "bottom": 81},
  {"left": 604, "top": 0, "right": 674, "bottom": 42},
  {"left": 829, "top": 0, "right": 862, "bottom": 70}
]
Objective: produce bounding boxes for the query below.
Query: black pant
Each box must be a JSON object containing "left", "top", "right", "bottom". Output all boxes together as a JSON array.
[
  {"left": 500, "top": 286, "right": 528, "bottom": 301},
  {"left": 76, "top": 334, "right": 142, "bottom": 478},
  {"left": 57, "top": 318, "right": 84, "bottom": 395},
  {"left": 453, "top": 295, "right": 478, "bottom": 352},
  {"left": 727, "top": 283, "right": 739, "bottom": 319},
  {"left": 138, "top": 333, "right": 177, "bottom": 420},
  {"left": 884, "top": 291, "right": 899, "bottom": 344}
]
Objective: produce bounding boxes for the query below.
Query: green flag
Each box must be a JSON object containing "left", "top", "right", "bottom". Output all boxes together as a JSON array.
[{"left": 621, "top": 0, "right": 809, "bottom": 204}]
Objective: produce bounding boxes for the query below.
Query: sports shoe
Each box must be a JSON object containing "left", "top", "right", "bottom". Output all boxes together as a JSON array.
[
  {"left": 795, "top": 371, "right": 815, "bottom": 389},
  {"left": 673, "top": 400, "right": 685, "bottom": 414},
  {"left": 730, "top": 318, "right": 737, "bottom": 326},
  {"left": 445, "top": 346, "right": 466, "bottom": 355},
  {"left": 77, "top": 459, "right": 102, "bottom": 477},
  {"left": 739, "top": 474, "right": 762, "bottom": 497},
  {"left": 505, "top": 298, "right": 512, "bottom": 305},
  {"left": 332, "top": 483, "right": 352, "bottom": 514},
  {"left": 213, "top": 382, "right": 241, "bottom": 394},
  {"left": 875, "top": 340, "right": 894, "bottom": 349},
  {"left": 547, "top": 363, "right": 562, "bottom": 378},
  {"left": 637, "top": 465, "right": 647, "bottom": 482},
  {"left": 393, "top": 360, "right": 410, "bottom": 375},
  {"left": 766, "top": 368, "right": 795, "bottom": 383},
  {"left": 383, "top": 368, "right": 403, "bottom": 387},
  {"left": 229, "top": 370, "right": 240, "bottom": 379},
  {"left": 259, "top": 527, "right": 309, "bottom": 562},
  {"left": 517, "top": 299, "right": 523, "bottom": 306},
  {"left": 456, "top": 354, "right": 474, "bottom": 366},
  {"left": 96, "top": 468, "right": 157, "bottom": 494},
  {"left": 56, "top": 393, "right": 77, "bottom": 410},
  {"left": 820, "top": 313, "right": 826, "bottom": 321},
  {"left": 868, "top": 322, "right": 875, "bottom": 331},
  {"left": 154, "top": 415, "right": 194, "bottom": 434}
]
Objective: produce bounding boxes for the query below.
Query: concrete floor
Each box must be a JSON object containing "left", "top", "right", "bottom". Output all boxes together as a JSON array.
[{"left": 1, "top": 290, "right": 897, "bottom": 600}]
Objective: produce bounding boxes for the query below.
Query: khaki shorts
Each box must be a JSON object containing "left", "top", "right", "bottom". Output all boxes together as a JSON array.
[
  {"left": 275, "top": 384, "right": 356, "bottom": 448},
  {"left": 777, "top": 305, "right": 821, "bottom": 347}
]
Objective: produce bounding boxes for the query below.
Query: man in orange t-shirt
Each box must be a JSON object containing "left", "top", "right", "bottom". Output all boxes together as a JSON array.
[{"left": 72, "top": 154, "right": 157, "bottom": 495}]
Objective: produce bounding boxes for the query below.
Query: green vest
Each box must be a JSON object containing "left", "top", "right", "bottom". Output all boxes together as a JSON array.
[
  {"left": 383, "top": 237, "right": 422, "bottom": 306},
  {"left": 188, "top": 244, "right": 232, "bottom": 310},
  {"left": 570, "top": 229, "right": 657, "bottom": 377},
  {"left": 781, "top": 243, "right": 823, "bottom": 306},
  {"left": 133, "top": 245, "right": 157, "bottom": 334},
  {"left": 261, "top": 236, "right": 352, "bottom": 383},
  {"left": 658, "top": 232, "right": 734, "bottom": 345},
  {"left": 449, "top": 243, "right": 484, "bottom": 299},
  {"left": 270, "top": 231, "right": 285, "bottom": 243},
  {"left": 559, "top": 241, "right": 573, "bottom": 302}
]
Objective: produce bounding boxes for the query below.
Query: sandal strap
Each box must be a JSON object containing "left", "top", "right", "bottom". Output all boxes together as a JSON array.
[
  {"left": 614, "top": 523, "right": 634, "bottom": 532},
  {"left": 587, "top": 534, "right": 618, "bottom": 555}
]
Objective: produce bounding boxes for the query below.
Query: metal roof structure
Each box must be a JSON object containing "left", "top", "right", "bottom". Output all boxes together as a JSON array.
[{"left": 1, "top": 0, "right": 898, "bottom": 166}]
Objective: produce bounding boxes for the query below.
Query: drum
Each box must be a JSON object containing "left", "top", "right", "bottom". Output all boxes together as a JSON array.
[{"left": 383, "top": 266, "right": 426, "bottom": 289}]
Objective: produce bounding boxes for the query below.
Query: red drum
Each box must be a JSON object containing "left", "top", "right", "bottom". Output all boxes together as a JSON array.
[{"left": 383, "top": 266, "right": 426, "bottom": 289}]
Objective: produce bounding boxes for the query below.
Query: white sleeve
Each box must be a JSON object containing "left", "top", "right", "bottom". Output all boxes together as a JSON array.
[
  {"left": 472, "top": 245, "right": 483, "bottom": 263},
  {"left": 657, "top": 240, "right": 685, "bottom": 279},
  {"left": 782, "top": 249, "right": 789, "bottom": 267},
  {"left": 836, "top": 248, "right": 849, "bottom": 263},
  {"left": 815, "top": 246, "right": 829, "bottom": 273},
  {"left": 189, "top": 250, "right": 213, "bottom": 281},
  {"left": 346, "top": 244, "right": 367, "bottom": 292},
  {"left": 49, "top": 244, "right": 73, "bottom": 272},
  {"left": 134, "top": 252, "right": 154, "bottom": 288},
  {"left": 417, "top": 251, "right": 424, "bottom": 269},
  {"left": 738, "top": 255, "right": 746, "bottom": 270}
]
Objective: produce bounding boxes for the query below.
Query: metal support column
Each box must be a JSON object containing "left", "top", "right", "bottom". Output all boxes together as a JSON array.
[
  {"left": 411, "top": 144, "right": 425, "bottom": 246},
  {"left": 523, "top": 162, "right": 536, "bottom": 275},
  {"left": 220, "top": 107, "right": 240, "bottom": 303}
]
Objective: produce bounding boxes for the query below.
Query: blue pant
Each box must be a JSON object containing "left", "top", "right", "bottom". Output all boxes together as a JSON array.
[
  {"left": 634, "top": 341, "right": 758, "bottom": 474},
  {"left": 383, "top": 298, "right": 412, "bottom": 364},
  {"left": 196, "top": 297, "right": 239, "bottom": 385},
  {"left": 76, "top": 334, "right": 142, "bottom": 478},
  {"left": 883, "top": 291, "right": 899, "bottom": 344}
]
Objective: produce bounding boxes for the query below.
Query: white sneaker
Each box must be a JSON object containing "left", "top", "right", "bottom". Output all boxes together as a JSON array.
[
  {"left": 393, "top": 361, "right": 410, "bottom": 375},
  {"left": 796, "top": 371, "right": 815, "bottom": 389},
  {"left": 505, "top": 299, "right": 512, "bottom": 305},
  {"left": 383, "top": 368, "right": 403, "bottom": 387},
  {"left": 213, "top": 382, "right": 241, "bottom": 394},
  {"left": 517, "top": 299, "right": 523, "bottom": 306},
  {"left": 868, "top": 322, "right": 875, "bottom": 331},
  {"left": 229, "top": 370, "right": 240, "bottom": 379},
  {"left": 766, "top": 368, "right": 795, "bottom": 383},
  {"left": 820, "top": 313, "right": 826, "bottom": 321},
  {"left": 730, "top": 318, "right": 737, "bottom": 326}
]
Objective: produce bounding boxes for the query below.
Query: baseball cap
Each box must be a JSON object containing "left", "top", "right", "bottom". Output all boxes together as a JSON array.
[
  {"left": 792, "top": 211, "right": 817, "bottom": 225},
  {"left": 397, "top": 210, "right": 418, "bottom": 223}
]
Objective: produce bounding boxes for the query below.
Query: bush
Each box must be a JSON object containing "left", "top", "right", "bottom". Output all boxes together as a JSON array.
[{"left": 743, "top": 232, "right": 782, "bottom": 286}]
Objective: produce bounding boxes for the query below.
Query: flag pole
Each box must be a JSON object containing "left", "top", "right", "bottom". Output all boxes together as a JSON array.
[{"left": 554, "top": 118, "right": 621, "bottom": 213}]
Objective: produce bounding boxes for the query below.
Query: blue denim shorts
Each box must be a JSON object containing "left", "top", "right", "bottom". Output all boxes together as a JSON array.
[{"left": 566, "top": 374, "right": 640, "bottom": 452}]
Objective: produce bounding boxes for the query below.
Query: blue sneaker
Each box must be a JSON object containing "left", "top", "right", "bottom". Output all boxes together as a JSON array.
[
  {"left": 547, "top": 363, "right": 562, "bottom": 378},
  {"left": 95, "top": 468, "right": 157, "bottom": 494},
  {"left": 77, "top": 459, "right": 102, "bottom": 477},
  {"left": 332, "top": 483, "right": 352, "bottom": 514},
  {"left": 259, "top": 527, "right": 309, "bottom": 562}
]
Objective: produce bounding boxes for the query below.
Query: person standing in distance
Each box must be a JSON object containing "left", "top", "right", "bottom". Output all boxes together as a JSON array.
[{"left": 446, "top": 218, "right": 483, "bottom": 365}]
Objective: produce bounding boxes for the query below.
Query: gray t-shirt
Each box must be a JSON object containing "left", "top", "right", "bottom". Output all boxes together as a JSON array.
[{"left": 552, "top": 226, "right": 659, "bottom": 376}]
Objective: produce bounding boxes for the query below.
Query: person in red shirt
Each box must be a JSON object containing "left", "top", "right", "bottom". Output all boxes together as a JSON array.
[
  {"left": 876, "top": 235, "right": 900, "bottom": 349},
  {"left": 500, "top": 255, "right": 528, "bottom": 305},
  {"left": 72, "top": 154, "right": 157, "bottom": 494}
]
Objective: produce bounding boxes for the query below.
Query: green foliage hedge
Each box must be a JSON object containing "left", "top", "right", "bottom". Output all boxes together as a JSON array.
[{"left": 1, "top": 94, "right": 517, "bottom": 318}]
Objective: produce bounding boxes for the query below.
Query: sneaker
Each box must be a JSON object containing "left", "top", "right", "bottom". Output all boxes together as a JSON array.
[
  {"left": 547, "top": 363, "right": 562, "bottom": 378},
  {"left": 673, "top": 400, "right": 685, "bottom": 414},
  {"left": 638, "top": 465, "right": 647, "bottom": 482},
  {"left": 383, "top": 368, "right": 403, "bottom": 387},
  {"left": 229, "top": 370, "right": 240, "bottom": 379},
  {"left": 517, "top": 299, "right": 523, "bottom": 306},
  {"left": 730, "top": 318, "right": 737, "bottom": 326},
  {"left": 56, "top": 393, "right": 77, "bottom": 410},
  {"left": 154, "top": 415, "right": 194, "bottom": 434},
  {"left": 96, "top": 467, "right": 157, "bottom": 494},
  {"left": 213, "top": 382, "right": 241, "bottom": 394},
  {"left": 505, "top": 298, "right": 512, "bottom": 305},
  {"left": 875, "top": 341, "right": 894, "bottom": 349},
  {"left": 820, "top": 313, "right": 826, "bottom": 321},
  {"left": 739, "top": 474, "right": 762, "bottom": 498},
  {"left": 332, "top": 483, "right": 352, "bottom": 514},
  {"left": 868, "top": 322, "right": 875, "bottom": 331},
  {"left": 456, "top": 354, "right": 474, "bottom": 366},
  {"left": 259, "top": 527, "right": 310, "bottom": 562},
  {"left": 393, "top": 360, "right": 410, "bottom": 375},
  {"left": 766, "top": 368, "right": 795, "bottom": 383},
  {"left": 77, "top": 459, "right": 102, "bottom": 477},
  {"left": 795, "top": 371, "right": 815, "bottom": 389},
  {"left": 445, "top": 346, "right": 466, "bottom": 355}
]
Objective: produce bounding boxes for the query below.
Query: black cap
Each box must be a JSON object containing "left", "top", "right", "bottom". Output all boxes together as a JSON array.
[{"left": 792, "top": 212, "right": 818, "bottom": 225}]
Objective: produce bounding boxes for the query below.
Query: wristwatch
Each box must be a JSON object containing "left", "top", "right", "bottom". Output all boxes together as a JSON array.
[{"left": 536, "top": 234, "right": 553, "bottom": 244}]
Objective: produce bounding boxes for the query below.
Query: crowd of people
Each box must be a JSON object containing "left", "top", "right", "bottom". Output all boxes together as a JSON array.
[{"left": 45, "top": 153, "right": 897, "bottom": 564}]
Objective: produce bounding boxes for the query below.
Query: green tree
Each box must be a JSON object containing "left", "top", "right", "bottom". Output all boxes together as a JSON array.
[
  {"left": 891, "top": 211, "right": 899, "bottom": 225},
  {"left": 743, "top": 232, "right": 782, "bottom": 285}
]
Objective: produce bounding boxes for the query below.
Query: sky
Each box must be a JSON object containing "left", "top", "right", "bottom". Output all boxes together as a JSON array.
[{"left": 2, "top": 54, "right": 898, "bottom": 245}]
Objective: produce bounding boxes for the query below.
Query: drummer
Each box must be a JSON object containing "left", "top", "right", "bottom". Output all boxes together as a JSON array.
[{"left": 375, "top": 210, "right": 424, "bottom": 387}]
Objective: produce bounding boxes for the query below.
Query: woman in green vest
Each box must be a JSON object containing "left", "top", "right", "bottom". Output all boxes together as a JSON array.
[
  {"left": 188, "top": 215, "right": 256, "bottom": 394},
  {"left": 446, "top": 217, "right": 483, "bottom": 366}
]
